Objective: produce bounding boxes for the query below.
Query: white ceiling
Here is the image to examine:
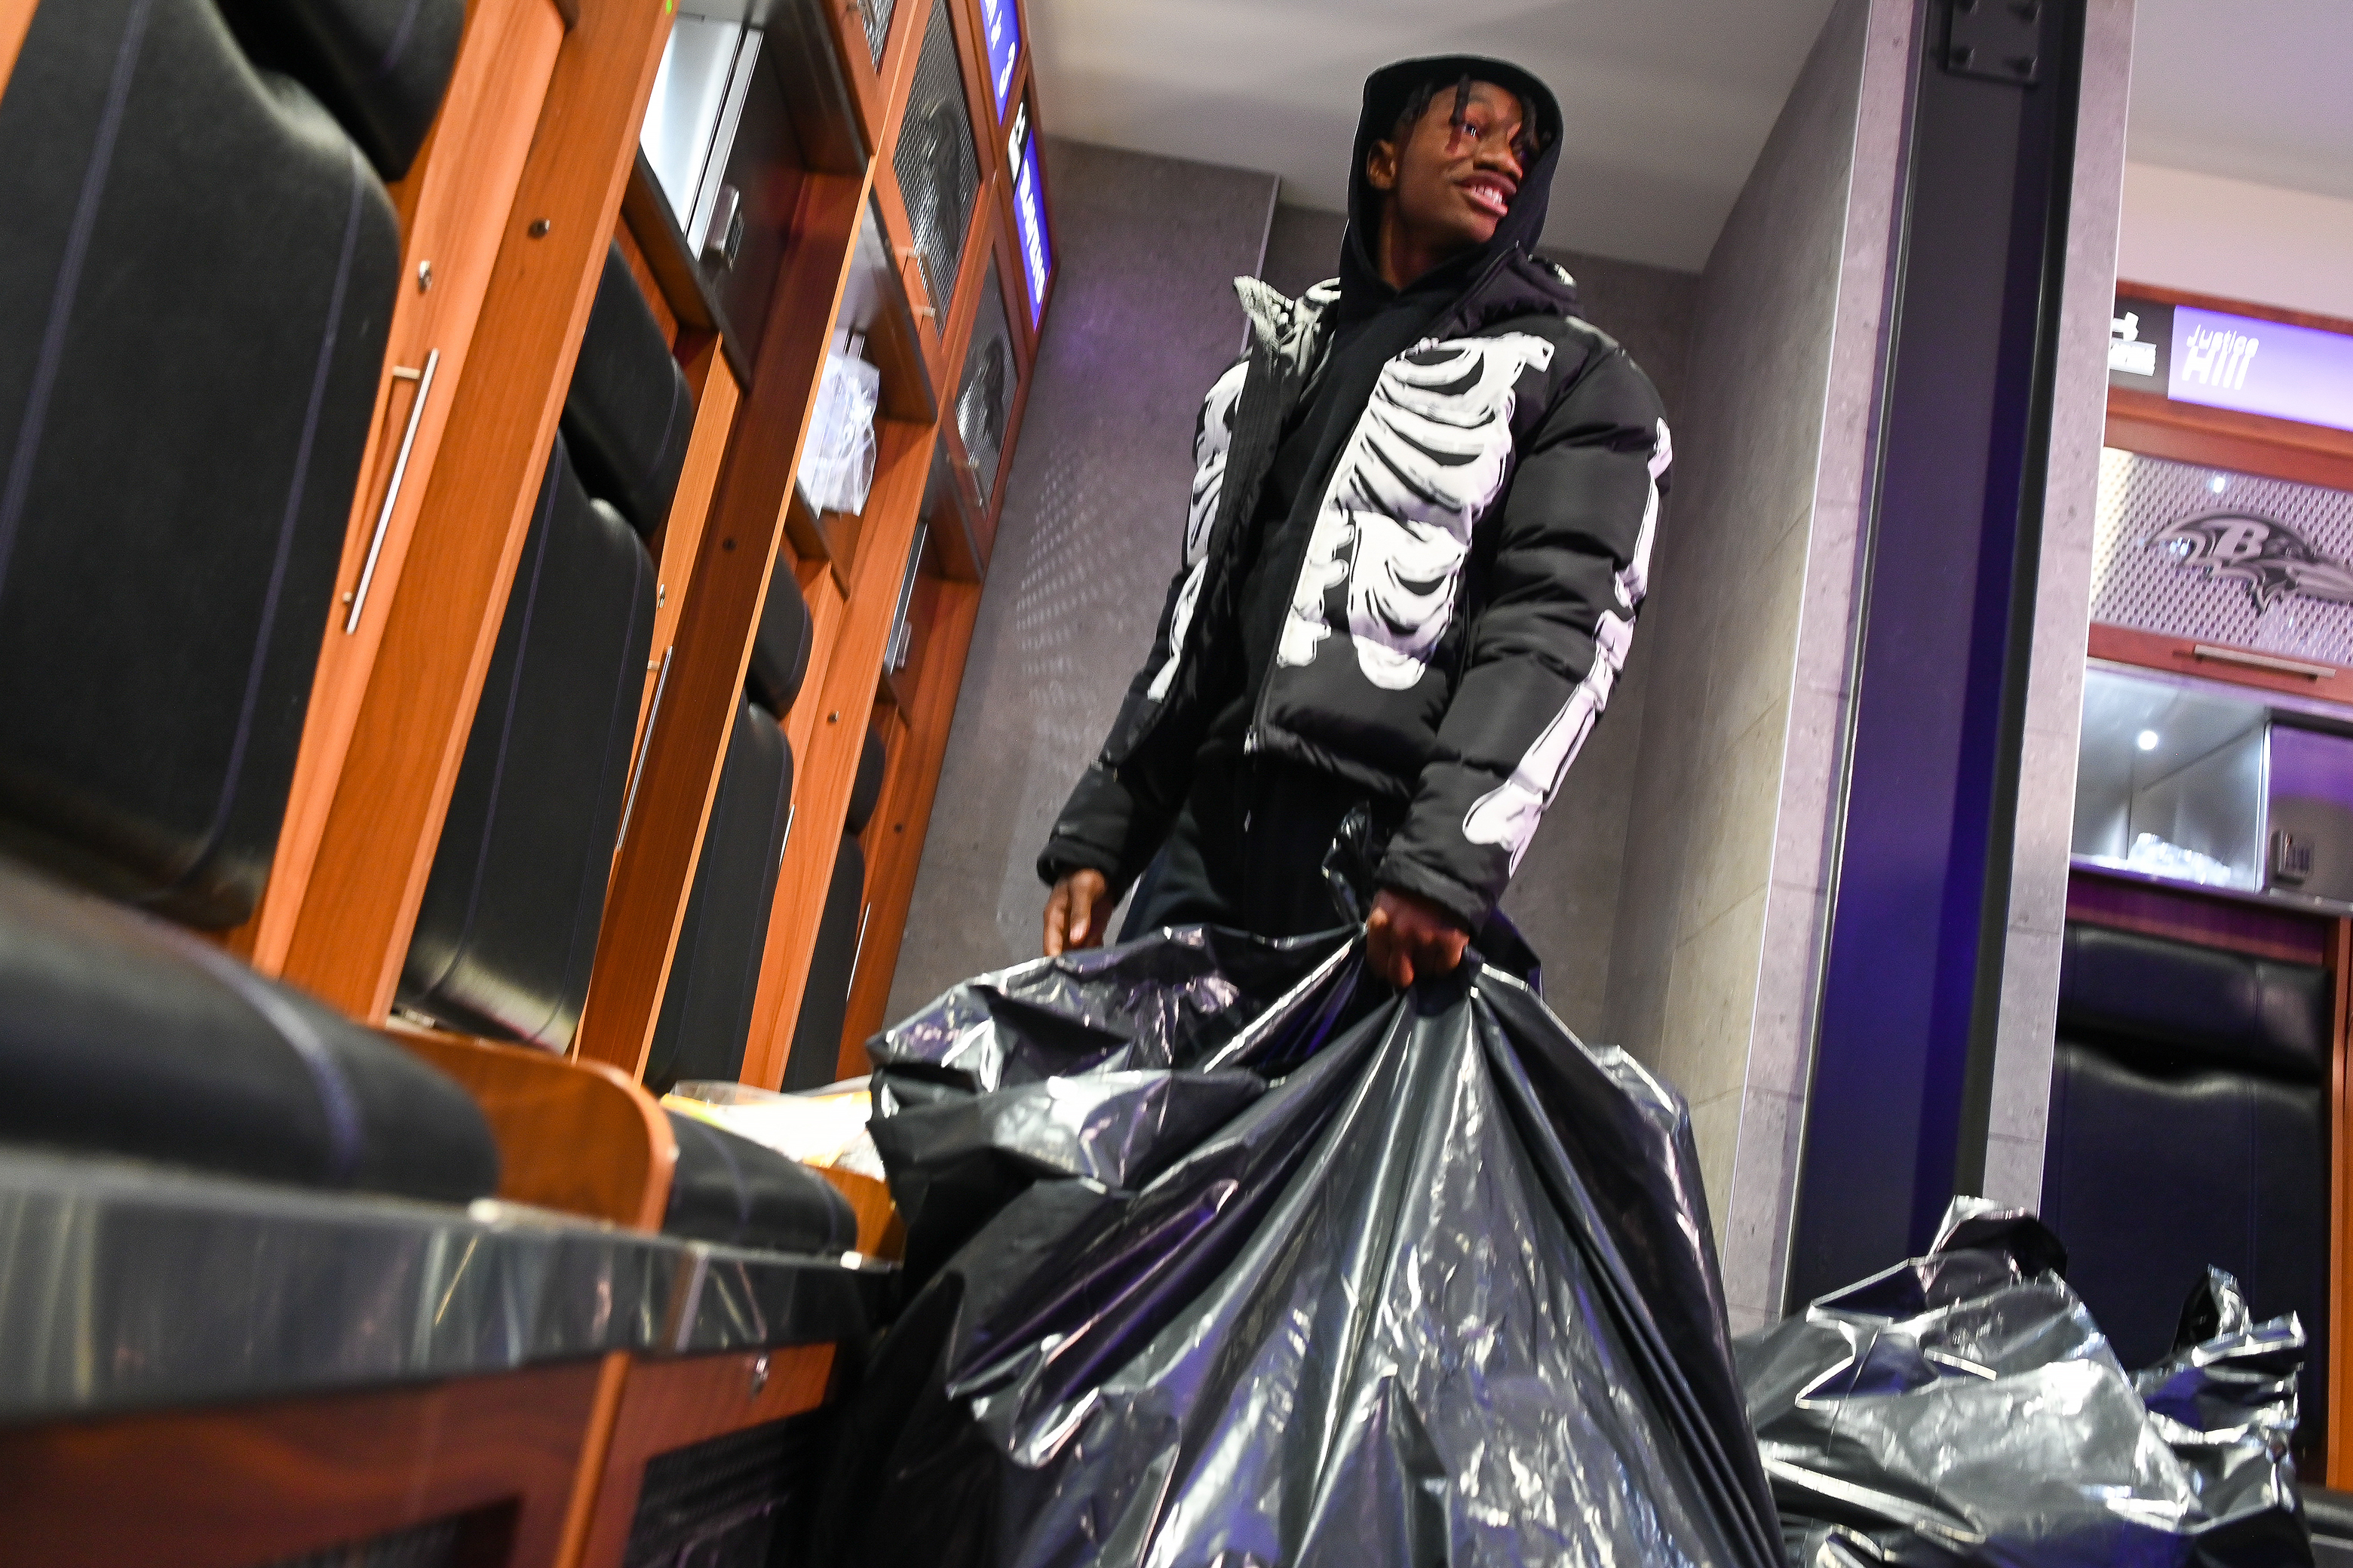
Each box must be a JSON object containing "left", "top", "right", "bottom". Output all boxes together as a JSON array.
[
  {"left": 1026, "top": 0, "right": 1842, "bottom": 274},
  {"left": 2128, "top": 0, "right": 2353, "bottom": 202}
]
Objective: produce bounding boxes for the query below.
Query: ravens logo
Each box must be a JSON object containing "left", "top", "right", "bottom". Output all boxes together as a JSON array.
[{"left": 2150, "top": 510, "right": 2353, "bottom": 613}]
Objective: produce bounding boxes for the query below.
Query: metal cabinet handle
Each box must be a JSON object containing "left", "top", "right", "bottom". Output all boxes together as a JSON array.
[
  {"left": 2192, "top": 643, "right": 2337, "bottom": 680},
  {"left": 345, "top": 348, "right": 440, "bottom": 634},
  {"left": 616, "top": 646, "right": 674, "bottom": 848}
]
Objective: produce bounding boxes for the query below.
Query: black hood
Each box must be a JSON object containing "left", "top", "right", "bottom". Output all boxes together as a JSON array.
[{"left": 1337, "top": 55, "right": 1565, "bottom": 321}]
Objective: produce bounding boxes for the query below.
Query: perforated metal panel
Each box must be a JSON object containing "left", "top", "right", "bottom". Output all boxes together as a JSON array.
[
  {"left": 2089, "top": 447, "right": 2353, "bottom": 665},
  {"left": 622, "top": 1414, "right": 826, "bottom": 1568},
  {"left": 956, "top": 264, "right": 1014, "bottom": 506},
  {"left": 855, "top": 0, "right": 893, "bottom": 68},
  {"left": 892, "top": 0, "right": 977, "bottom": 311},
  {"left": 260, "top": 1517, "right": 462, "bottom": 1568}
]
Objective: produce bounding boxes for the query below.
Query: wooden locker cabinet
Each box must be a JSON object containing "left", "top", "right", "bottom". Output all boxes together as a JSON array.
[
  {"left": 275, "top": 0, "right": 680, "bottom": 1023},
  {"left": 0, "top": 0, "right": 1045, "bottom": 1557},
  {"left": 239, "top": 0, "right": 570, "bottom": 975},
  {"left": 2093, "top": 279, "right": 2353, "bottom": 1486}
]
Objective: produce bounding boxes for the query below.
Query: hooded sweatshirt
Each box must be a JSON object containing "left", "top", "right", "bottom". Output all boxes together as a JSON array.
[
  {"left": 1042, "top": 57, "right": 1672, "bottom": 932},
  {"left": 1216, "top": 60, "right": 1570, "bottom": 749}
]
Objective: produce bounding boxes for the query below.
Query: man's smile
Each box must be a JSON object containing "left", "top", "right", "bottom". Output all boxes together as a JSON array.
[{"left": 1459, "top": 170, "right": 1515, "bottom": 219}]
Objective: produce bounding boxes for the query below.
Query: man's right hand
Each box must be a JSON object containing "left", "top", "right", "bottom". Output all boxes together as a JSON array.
[{"left": 1043, "top": 868, "right": 1111, "bottom": 956}]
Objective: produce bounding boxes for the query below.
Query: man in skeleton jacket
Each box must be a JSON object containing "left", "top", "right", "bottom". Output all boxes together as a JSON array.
[{"left": 1038, "top": 54, "right": 1672, "bottom": 989}]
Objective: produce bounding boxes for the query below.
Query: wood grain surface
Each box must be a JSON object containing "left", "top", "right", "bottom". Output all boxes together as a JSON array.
[
  {"left": 279, "top": 0, "right": 676, "bottom": 1022},
  {"left": 0, "top": 1361, "right": 605, "bottom": 1568},
  {"left": 837, "top": 579, "right": 980, "bottom": 1074},
  {"left": 569, "top": 1349, "right": 833, "bottom": 1568},
  {"left": 241, "top": 0, "right": 567, "bottom": 975},
  {"left": 741, "top": 417, "right": 935, "bottom": 1090},
  {"left": 388, "top": 1026, "right": 677, "bottom": 1230},
  {"left": 569, "top": 168, "right": 868, "bottom": 1079}
]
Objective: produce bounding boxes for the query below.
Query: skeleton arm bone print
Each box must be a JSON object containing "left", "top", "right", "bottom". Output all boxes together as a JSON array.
[
  {"left": 1038, "top": 357, "right": 1253, "bottom": 890},
  {"left": 1462, "top": 416, "right": 1670, "bottom": 867},
  {"left": 1376, "top": 345, "right": 1673, "bottom": 930}
]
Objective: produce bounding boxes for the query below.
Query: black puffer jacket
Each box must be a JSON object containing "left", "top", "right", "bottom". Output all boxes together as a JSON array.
[{"left": 1042, "top": 58, "right": 1671, "bottom": 931}]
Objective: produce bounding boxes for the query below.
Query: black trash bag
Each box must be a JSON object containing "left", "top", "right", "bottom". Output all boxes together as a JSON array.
[
  {"left": 1740, "top": 1195, "right": 2312, "bottom": 1567},
  {"left": 817, "top": 925, "right": 1784, "bottom": 1568}
]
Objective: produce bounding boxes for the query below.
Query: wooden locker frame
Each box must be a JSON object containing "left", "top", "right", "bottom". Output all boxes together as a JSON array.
[
  {"left": 276, "top": 0, "right": 679, "bottom": 1023},
  {"left": 2094, "top": 277, "right": 2353, "bottom": 1484}
]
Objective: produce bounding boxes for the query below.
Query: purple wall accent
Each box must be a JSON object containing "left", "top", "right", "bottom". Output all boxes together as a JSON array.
[
  {"left": 2169, "top": 305, "right": 2353, "bottom": 434},
  {"left": 2271, "top": 724, "right": 2353, "bottom": 809},
  {"left": 978, "top": 0, "right": 1020, "bottom": 121}
]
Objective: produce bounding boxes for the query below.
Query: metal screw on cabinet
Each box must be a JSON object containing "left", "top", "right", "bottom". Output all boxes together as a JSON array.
[
  {"left": 416, "top": 259, "right": 433, "bottom": 292},
  {"left": 750, "top": 1354, "right": 771, "bottom": 1395},
  {"left": 528, "top": 219, "right": 552, "bottom": 238}
]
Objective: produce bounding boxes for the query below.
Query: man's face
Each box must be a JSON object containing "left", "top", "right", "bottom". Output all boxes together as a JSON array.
[{"left": 1367, "top": 81, "right": 1529, "bottom": 257}]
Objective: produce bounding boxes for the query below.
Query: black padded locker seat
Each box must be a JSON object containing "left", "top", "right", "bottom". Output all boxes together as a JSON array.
[
  {"left": 213, "top": 0, "right": 468, "bottom": 180},
  {"left": 561, "top": 243, "right": 695, "bottom": 540},
  {"left": 844, "top": 727, "right": 887, "bottom": 838},
  {"left": 0, "top": 857, "right": 499, "bottom": 1204},
  {"left": 662, "top": 1109, "right": 857, "bottom": 1255},
  {"left": 745, "top": 566, "right": 814, "bottom": 719},
  {"left": 784, "top": 732, "right": 887, "bottom": 1091},
  {"left": 2043, "top": 921, "right": 2330, "bottom": 1447},
  {"left": 0, "top": 0, "right": 419, "bottom": 928},
  {"left": 399, "top": 437, "right": 655, "bottom": 1048},
  {"left": 644, "top": 698, "right": 794, "bottom": 1094}
]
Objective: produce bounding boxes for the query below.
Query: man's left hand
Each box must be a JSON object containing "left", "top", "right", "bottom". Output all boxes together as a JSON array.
[{"left": 1365, "top": 888, "right": 1471, "bottom": 988}]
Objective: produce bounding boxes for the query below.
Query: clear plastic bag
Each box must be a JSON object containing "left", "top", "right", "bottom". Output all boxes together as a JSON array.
[{"left": 799, "top": 345, "right": 882, "bottom": 516}]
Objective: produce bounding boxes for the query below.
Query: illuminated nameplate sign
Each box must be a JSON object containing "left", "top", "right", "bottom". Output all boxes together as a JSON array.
[
  {"left": 977, "top": 0, "right": 1020, "bottom": 121},
  {"left": 2164, "top": 304, "right": 2353, "bottom": 434},
  {"left": 1008, "top": 103, "right": 1051, "bottom": 323}
]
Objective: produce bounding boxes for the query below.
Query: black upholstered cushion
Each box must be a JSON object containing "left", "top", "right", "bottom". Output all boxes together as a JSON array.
[
  {"left": 0, "top": 0, "right": 401, "bottom": 928},
  {"left": 645, "top": 699, "right": 793, "bottom": 1094},
  {"left": 2057, "top": 922, "right": 2330, "bottom": 1080},
  {"left": 785, "top": 837, "right": 866, "bottom": 1091},
  {"left": 0, "top": 857, "right": 499, "bottom": 1204},
  {"left": 844, "top": 729, "right": 888, "bottom": 836},
  {"left": 664, "top": 1109, "right": 857, "bottom": 1254},
  {"left": 561, "top": 243, "right": 693, "bottom": 540},
  {"left": 399, "top": 437, "right": 655, "bottom": 1048},
  {"left": 215, "top": 0, "right": 468, "bottom": 180},
  {"left": 2044, "top": 922, "right": 2329, "bottom": 1449},
  {"left": 745, "top": 566, "right": 814, "bottom": 719}
]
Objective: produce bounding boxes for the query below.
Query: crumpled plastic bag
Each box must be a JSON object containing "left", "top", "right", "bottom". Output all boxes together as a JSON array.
[
  {"left": 1738, "top": 1196, "right": 2312, "bottom": 1567},
  {"left": 813, "top": 924, "right": 1784, "bottom": 1568}
]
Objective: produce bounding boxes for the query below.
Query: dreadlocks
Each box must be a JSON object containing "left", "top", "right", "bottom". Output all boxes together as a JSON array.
[{"left": 1388, "top": 73, "right": 1545, "bottom": 161}]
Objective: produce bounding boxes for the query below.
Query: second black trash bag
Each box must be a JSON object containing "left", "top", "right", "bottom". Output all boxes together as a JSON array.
[
  {"left": 816, "top": 927, "right": 1784, "bottom": 1568},
  {"left": 1741, "top": 1198, "right": 2312, "bottom": 1568}
]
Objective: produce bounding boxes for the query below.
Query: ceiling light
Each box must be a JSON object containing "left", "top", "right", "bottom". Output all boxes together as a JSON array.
[
  {"left": 2209, "top": 474, "right": 2228, "bottom": 494},
  {"left": 2137, "top": 729, "right": 2160, "bottom": 751}
]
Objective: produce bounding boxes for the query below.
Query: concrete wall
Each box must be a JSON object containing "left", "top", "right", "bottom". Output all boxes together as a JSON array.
[
  {"left": 1981, "top": 0, "right": 2139, "bottom": 1207},
  {"left": 2118, "top": 162, "right": 2353, "bottom": 320},
  {"left": 885, "top": 140, "right": 1277, "bottom": 1019},
  {"left": 1259, "top": 203, "right": 1699, "bottom": 1040},
  {"left": 1600, "top": 0, "right": 1916, "bottom": 1333}
]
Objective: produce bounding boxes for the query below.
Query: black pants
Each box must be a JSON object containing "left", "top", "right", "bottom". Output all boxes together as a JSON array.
[{"left": 1121, "top": 752, "right": 1372, "bottom": 942}]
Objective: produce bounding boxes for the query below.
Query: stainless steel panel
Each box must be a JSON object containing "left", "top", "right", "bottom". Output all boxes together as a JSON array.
[
  {"left": 2268, "top": 723, "right": 2353, "bottom": 903},
  {"left": 660, "top": 1244, "right": 881, "bottom": 1355},
  {"left": 2072, "top": 665, "right": 2268, "bottom": 888},
  {"left": 641, "top": 17, "right": 746, "bottom": 233},
  {"left": 0, "top": 1150, "right": 678, "bottom": 1424}
]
